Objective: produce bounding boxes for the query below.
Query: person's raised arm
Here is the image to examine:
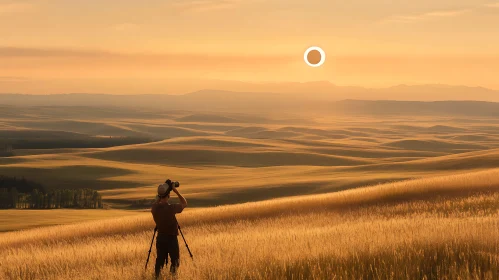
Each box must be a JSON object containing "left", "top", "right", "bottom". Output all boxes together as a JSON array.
[{"left": 172, "top": 187, "right": 187, "bottom": 209}]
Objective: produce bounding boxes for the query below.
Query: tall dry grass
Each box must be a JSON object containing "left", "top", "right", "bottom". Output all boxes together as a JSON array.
[{"left": 1, "top": 168, "right": 499, "bottom": 279}]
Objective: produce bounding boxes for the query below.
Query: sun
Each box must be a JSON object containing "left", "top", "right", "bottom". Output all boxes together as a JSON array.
[{"left": 304, "top": 46, "right": 326, "bottom": 67}]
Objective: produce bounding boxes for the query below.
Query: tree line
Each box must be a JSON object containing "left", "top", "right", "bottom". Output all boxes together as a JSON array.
[
  {"left": 0, "top": 188, "right": 103, "bottom": 209},
  {"left": 0, "top": 175, "right": 102, "bottom": 209}
]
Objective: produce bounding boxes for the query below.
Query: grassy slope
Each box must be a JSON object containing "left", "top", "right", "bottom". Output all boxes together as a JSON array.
[
  {"left": 2, "top": 114, "right": 499, "bottom": 209},
  {"left": 2, "top": 132, "right": 499, "bottom": 208},
  {"left": 0, "top": 209, "right": 144, "bottom": 232},
  {"left": 1, "top": 169, "right": 499, "bottom": 279}
]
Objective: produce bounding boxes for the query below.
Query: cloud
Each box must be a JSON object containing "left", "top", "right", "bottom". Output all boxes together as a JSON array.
[
  {"left": 0, "top": 2, "right": 34, "bottom": 14},
  {"left": 0, "top": 47, "right": 117, "bottom": 58},
  {"left": 382, "top": 3, "right": 499, "bottom": 24},
  {"left": 424, "top": 10, "right": 469, "bottom": 17},
  {"left": 0, "top": 47, "right": 293, "bottom": 66},
  {"left": 484, "top": 2, "right": 499, "bottom": 8},
  {"left": 171, "top": 0, "right": 246, "bottom": 12},
  {"left": 0, "top": 76, "right": 28, "bottom": 82},
  {"left": 382, "top": 9, "right": 470, "bottom": 24},
  {"left": 112, "top": 23, "right": 140, "bottom": 32}
]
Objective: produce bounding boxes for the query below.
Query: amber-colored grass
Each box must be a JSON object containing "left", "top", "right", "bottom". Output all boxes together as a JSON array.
[
  {"left": 3, "top": 115, "right": 499, "bottom": 208},
  {"left": 1, "top": 168, "right": 499, "bottom": 279},
  {"left": 0, "top": 209, "right": 144, "bottom": 232}
]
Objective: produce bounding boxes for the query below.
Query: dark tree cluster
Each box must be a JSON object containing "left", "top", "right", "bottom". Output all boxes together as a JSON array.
[
  {"left": 0, "top": 175, "right": 102, "bottom": 209},
  {"left": 0, "top": 188, "right": 103, "bottom": 209}
]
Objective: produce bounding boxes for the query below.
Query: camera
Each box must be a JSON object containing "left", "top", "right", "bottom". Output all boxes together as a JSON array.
[{"left": 165, "top": 179, "right": 180, "bottom": 192}]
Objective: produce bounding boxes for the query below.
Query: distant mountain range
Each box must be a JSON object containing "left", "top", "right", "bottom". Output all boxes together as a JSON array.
[
  {"left": 1, "top": 84, "right": 499, "bottom": 116},
  {"left": 189, "top": 81, "right": 499, "bottom": 102},
  {"left": 332, "top": 100, "right": 499, "bottom": 117}
]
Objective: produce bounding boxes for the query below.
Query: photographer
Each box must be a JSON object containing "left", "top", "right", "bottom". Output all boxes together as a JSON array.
[{"left": 151, "top": 180, "right": 187, "bottom": 278}]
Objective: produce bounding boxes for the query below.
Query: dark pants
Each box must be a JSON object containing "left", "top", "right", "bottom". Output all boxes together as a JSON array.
[{"left": 155, "top": 233, "right": 180, "bottom": 278}]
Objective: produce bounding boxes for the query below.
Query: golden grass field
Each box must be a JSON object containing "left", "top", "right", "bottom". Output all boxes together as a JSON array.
[
  {"left": 1, "top": 107, "right": 499, "bottom": 279},
  {"left": 2, "top": 110, "right": 499, "bottom": 208},
  {"left": 1, "top": 168, "right": 499, "bottom": 279},
  {"left": 0, "top": 209, "right": 144, "bottom": 232}
]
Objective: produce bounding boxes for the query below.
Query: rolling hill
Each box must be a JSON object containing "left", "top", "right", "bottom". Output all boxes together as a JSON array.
[{"left": 1, "top": 168, "right": 498, "bottom": 279}]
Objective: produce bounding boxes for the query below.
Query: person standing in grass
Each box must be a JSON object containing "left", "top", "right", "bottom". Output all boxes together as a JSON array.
[{"left": 151, "top": 180, "right": 188, "bottom": 278}]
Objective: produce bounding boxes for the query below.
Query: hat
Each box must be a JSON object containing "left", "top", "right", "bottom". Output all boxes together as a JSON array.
[{"left": 157, "top": 183, "right": 169, "bottom": 197}]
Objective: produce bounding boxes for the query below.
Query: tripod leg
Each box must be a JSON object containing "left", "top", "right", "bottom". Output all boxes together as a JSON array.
[
  {"left": 145, "top": 227, "right": 157, "bottom": 270},
  {"left": 175, "top": 217, "right": 193, "bottom": 259},
  {"left": 178, "top": 225, "right": 193, "bottom": 259}
]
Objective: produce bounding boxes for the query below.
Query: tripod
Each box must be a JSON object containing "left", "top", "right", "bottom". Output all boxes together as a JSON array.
[{"left": 145, "top": 218, "right": 193, "bottom": 270}]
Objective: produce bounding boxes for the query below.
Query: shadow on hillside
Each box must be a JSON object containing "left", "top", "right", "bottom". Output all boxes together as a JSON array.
[{"left": 117, "top": 176, "right": 410, "bottom": 209}]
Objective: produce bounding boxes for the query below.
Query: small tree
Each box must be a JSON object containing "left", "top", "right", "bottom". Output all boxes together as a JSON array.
[{"left": 31, "top": 189, "right": 39, "bottom": 208}]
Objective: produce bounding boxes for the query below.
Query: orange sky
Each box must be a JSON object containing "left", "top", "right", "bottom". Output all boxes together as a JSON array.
[{"left": 1, "top": 0, "right": 499, "bottom": 94}]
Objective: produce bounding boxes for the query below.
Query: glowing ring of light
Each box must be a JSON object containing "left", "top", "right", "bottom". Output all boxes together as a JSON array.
[{"left": 304, "top": 46, "right": 326, "bottom": 67}]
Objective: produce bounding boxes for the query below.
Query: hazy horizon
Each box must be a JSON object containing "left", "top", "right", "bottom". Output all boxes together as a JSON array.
[{"left": 1, "top": 80, "right": 498, "bottom": 97}]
